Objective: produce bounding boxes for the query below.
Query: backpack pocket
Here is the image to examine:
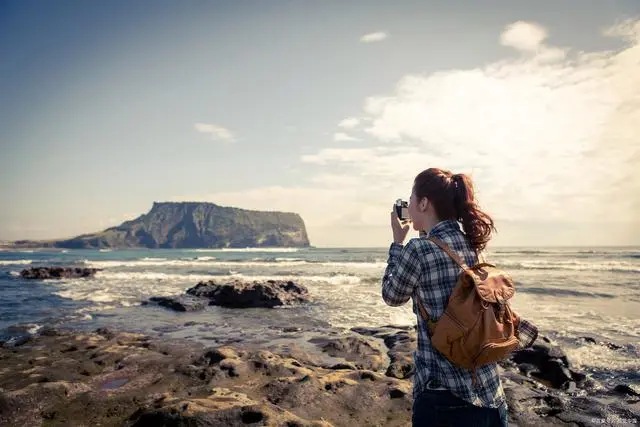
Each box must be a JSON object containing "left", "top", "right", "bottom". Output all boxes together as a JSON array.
[
  {"left": 472, "top": 336, "right": 519, "bottom": 367},
  {"left": 430, "top": 312, "right": 471, "bottom": 368}
]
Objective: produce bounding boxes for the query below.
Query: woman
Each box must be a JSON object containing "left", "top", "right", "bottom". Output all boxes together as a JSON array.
[{"left": 381, "top": 168, "right": 537, "bottom": 427}]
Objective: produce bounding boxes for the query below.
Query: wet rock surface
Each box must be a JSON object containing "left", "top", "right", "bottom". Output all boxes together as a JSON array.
[
  {"left": 0, "top": 325, "right": 637, "bottom": 426},
  {"left": 186, "top": 279, "right": 310, "bottom": 308},
  {"left": 20, "top": 267, "right": 101, "bottom": 279},
  {"left": 142, "top": 296, "right": 206, "bottom": 312}
]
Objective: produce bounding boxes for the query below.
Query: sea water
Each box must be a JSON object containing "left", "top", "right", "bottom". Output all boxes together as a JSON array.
[{"left": 1, "top": 246, "right": 638, "bottom": 387}]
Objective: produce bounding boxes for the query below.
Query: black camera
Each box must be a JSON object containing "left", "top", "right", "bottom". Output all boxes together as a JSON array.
[{"left": 395, "top": 199, "right": 409, "bottom": 221}]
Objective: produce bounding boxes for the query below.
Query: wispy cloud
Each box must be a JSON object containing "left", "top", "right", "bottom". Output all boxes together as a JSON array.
[
  {"left": 194, "top": 122, "right": 235, "bottom": 142},
  {"left": 338, "top": 117, "right": 360, "bottom": 129},
  {"left": 333, "top": 132, "right": 359, "bottom": 142},
  {"left": 360, "top": 32, "right": 388, "bottom": 43}
]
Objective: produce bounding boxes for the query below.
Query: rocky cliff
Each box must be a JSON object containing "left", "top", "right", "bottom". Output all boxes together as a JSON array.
[{"left": 13, "top": 202, "right": 310, "bottom": 249}]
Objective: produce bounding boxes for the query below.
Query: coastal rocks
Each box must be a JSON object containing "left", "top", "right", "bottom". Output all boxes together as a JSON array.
[
  {"left": 309, "top": 335, "right": 387, "bottom": 371},
  {"left": 186, "top": 279, "right": 310, "bottom": 308},
  {"left": 20, "top": 267, "right": 101, "bottom": 279},
  {"left": 352, "top": 326, "right": 416, "bottom": 379},
  {"left": 0, "top": 326, "right": 638, "bottom": 426},
  {"left": 142, "top": 296, "right": 206, "bottom": 312},
  {"left": 510, "top": 340, "right": 587, "bottom": 389},
  {"left": 131, "top": 388, "right": 333, "bottom": 427},
  {"left": 0, "top": 329, "right": 413, "bottom": 427}
]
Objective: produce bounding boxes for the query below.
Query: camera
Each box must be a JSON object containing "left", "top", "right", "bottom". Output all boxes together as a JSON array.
[{"left": 395, "top": 199, "right": 409, "bottom": 221}]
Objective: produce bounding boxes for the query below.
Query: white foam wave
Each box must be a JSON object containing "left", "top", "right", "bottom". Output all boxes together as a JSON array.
[
  {"left": 226, "top": 273, "right": 363, "bottom": 286},
  {"left": 83, "top": 258, "right": 386, "bottom": 269},
  {"left": 191, "top": 248, "right": 300, "bottom": 252},
  {"left": 95, "top": 270, "right": 363, "bottom": 286},
  {"left": 96, "top": 271, "right": 217, "bottom": 281},
  {"left": 566, "top": 344, "right": 640, "bottom": 374},
  {"left": 496, "top": 259, "right": 640, "bottom": 273},
  {"left": 0, "top": 260, "right": 32, "bottom": 265}
]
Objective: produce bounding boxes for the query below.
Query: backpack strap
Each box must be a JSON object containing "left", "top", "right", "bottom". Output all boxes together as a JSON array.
[
  {"left": 416, "top": 295, "right": 437, "bottom": 335},
  {"left": 415, "top": 237, "right": 469, "bottom": 335},
  {"left": 427, "top": 237, "right": 468, "bottom": 270}
]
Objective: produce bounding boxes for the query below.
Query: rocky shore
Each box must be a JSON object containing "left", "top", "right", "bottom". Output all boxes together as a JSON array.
[
  {"left": 1, "top": 324, "right": 638, "bottom": 427},
  {"left": 3, "top": 273, "right": 638, "bottom": 426}
]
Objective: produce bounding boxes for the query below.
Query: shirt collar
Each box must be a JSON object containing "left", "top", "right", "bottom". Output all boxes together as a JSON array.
[{"left": 426, "top": 219, "right": 460, "bottom": 237}]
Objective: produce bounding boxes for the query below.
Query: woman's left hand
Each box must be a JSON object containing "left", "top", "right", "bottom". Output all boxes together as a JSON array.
[{"left": 390, "top": 210, "right": 410, "bottom": 244}]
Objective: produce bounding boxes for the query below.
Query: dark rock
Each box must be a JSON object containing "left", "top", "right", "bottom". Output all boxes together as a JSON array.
[
  {"left": 613, "top": 384, "right": 640, "bottom": 397},
  {"left": 579, "top": 336, "right": 597, "bottom": 344},
  {"left": 383, "top": 331, "right": 416, "bottom": 380},
  {"left": 143, "top": 296, "right": 206, "bottom": 312},
  {"left": 20, "top": 267, "right": 101, "bottom": 280},
  {"left": 186, "top": 279, "right": 310, "bottom": 308},
  {"left": 329, "top": 363, "right": 357, "bottom": 370},
  {"left": 510, "top": 343, "right": 581, "bottom": 388},
  {"left": 389, "top": 387, "right": 406, "bottom": 398},
  {"left": 3, "top": 336, "right": 31, "bottom": 347},
  {"left": 309, "top": 335, "right": 386, "bottom": 371},
  {"left": 95, "top": 327, "right": 117, "bottom": 339}
]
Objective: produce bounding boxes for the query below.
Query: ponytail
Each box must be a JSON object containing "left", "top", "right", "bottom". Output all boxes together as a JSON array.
[
  {"left": 451, "top": 174, "right": 495, "bottom": 252},
  {"left": 414, "top": 168, "right": 496, "bottom": 253}
]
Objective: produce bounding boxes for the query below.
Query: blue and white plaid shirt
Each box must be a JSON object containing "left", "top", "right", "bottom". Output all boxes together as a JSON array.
[{"left": 382, "top": 219, "right": 538, "bottom": 408}]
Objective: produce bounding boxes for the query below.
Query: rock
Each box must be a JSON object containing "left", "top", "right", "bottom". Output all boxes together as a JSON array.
[
  {"left": 613, "top": 384, "right": 640, "bottom": 397},
  {"left": 20, "top": 267, "right": 101, "bottom": 280},
  {"left": 0, "top": 326, "right": 637, "bottom": 427},
  {"left": 383, "top": 330, "right": 416, "bottom": 380},
  {"left": 309, "top": 335, "right": 386, "bottom": 371},
  {"left": 510, "top": 342, "right": 583, "bottom": 388},
  {"left": 186, "top": 279, "right": 310, "bottom": 308},
  {"left": 143, "top": 296, "right": 206, "bottom": 312},
  {"left": 579, "top": 336, "right": 597, "bottom": 344},
  {"left": 605, "top": 342, "right": 623, "bottom": 351}
]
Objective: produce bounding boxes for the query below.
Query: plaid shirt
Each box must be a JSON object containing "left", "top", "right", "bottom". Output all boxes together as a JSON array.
[{"left": 382, "top": 220, "right": 538, "bottom": 408}]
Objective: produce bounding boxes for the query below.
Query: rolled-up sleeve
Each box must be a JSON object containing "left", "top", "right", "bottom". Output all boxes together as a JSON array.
[
  {"left": 382, "top": 240, "right": 422, "bottom": 306},
  {"left": 516, "top": 317, "right": 539, "bottom": 349}
]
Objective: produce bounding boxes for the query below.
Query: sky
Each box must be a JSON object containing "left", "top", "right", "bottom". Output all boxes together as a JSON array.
[{"left": 1, "top": 0, "right": 639, "bottom": 248}]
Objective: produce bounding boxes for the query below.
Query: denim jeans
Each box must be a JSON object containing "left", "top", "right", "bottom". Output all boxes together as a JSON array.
[{"left": 412, "top": 389, "right": 508, "bottom": 427}]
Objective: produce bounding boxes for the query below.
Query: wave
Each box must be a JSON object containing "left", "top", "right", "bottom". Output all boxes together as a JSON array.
[
  {"left": 497, "top": 259, "right": 640, "bottom": 273},
  {"left": 491, "top": 249, "right": 640, "bottom": 259},
  {"left": 83, "top": 258, "right": 386, "bottom": 269},
  {"left": 91, "top": 270, "right": 364, "bottom": 286},
  {"left": 190, "top": 248, "right": 301, "bottom": 253},
  {"left": 518, "top": 287, "right": 616, "bottom": 299},
  {"left": 0, "top": 260, "right": 33, "bottom": 266}
]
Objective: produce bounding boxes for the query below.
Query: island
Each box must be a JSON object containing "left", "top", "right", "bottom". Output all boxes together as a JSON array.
[{"left": 9, "top": 202, "right": 310, "bottom": 249}]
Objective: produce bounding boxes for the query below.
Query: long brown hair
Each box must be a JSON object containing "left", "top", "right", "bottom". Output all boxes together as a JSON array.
[{"left": 413, "top": 168, "right": 496, "bottom": 252}]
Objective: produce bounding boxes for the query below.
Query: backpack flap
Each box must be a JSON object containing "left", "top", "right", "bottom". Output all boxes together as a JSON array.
[{"left": 467, "top": 264, "right": 515, "bottom": 304}]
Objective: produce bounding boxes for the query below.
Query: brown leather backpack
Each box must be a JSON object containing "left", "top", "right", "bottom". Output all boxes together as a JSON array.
[{"left": 416, "top": 237, "right": 521, "bottom": 386}]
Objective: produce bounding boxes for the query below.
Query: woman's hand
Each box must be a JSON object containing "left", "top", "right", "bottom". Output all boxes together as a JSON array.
[{"left": 390, "top": 209, "right": 411, "bottom": 244}]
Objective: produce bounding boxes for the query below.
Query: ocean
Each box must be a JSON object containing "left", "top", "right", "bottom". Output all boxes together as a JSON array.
[{"left": 1, "top": 246, "right": 639, "bottom": 388}]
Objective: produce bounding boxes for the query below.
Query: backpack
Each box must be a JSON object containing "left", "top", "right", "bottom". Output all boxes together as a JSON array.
[{"left": 416, "top": 236, "right": 521, "bottom": 386}]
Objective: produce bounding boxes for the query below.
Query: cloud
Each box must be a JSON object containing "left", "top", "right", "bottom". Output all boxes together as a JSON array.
[
  {"left": 180, "top": 19, "right": 640, "bottom": 246},
  {"left": 333, "top": 132, "right": 360, "bottom": 142},
  {"left": 500, "top": 21, "right": 548, "bottom": 51},
  {"left": 362, "top": 19, "right": 640, "bottom": 223},
  {"left": 338, "top": 117, "right": 360, "bottom": 129},
  {"left": 194, "top": 123, "right": 235, "bottom": 142},
  {"left": 360, "top": 32, "right": 388, "bottom": 43}
]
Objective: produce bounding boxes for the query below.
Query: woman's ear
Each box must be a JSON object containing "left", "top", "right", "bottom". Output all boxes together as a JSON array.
[{"left": 420, "top": 198, "right": 429, "bottom": 212}]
